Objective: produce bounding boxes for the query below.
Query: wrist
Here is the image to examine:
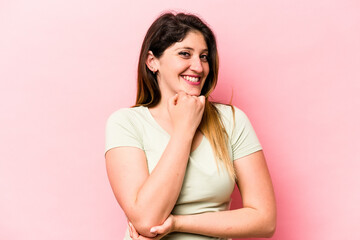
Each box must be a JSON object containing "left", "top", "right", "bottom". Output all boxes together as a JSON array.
[
  {"left": 172, "top": 215, "right": 182, "bottom": 232},
  {"left": 171, "top": 130, "right": 195, "bottom": 142}
]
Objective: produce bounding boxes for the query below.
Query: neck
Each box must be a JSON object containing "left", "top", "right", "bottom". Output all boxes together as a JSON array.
[{"left": 148, "top": 92, "right": 173, "bottom": 121}]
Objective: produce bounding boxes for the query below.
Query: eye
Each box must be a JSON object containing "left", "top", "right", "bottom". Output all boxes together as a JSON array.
[
  {"left": 200, "top": 54, "right": 209, "bottom": 62},
  {"left": 179, "top": 51, "right": 191, "bottom": 57}
]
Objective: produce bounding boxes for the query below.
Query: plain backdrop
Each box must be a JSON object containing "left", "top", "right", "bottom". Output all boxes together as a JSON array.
[{"left": 1, "top": 0, "right": 359, "bottom": 239}]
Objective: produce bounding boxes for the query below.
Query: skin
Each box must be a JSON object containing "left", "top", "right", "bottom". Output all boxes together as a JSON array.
[
  {"left": 106, "top": 30, "right": 276, "bottom": 239},
  {"left": 148, "top": 30, "right": 210, "bottom": 99}
]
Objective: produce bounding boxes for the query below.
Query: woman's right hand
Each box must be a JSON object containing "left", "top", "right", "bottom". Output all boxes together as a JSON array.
[{"left": 167, "top": 91, "right": 205, "bottom": 137}]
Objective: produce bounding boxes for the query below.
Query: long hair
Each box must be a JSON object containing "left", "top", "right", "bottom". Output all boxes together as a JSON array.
[{"left": 135, "top": 12, "right": 235, "bottom": 180}]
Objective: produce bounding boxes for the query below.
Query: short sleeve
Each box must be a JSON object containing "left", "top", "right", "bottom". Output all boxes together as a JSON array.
[
  {"left": 105, "top": 109, "right": 143, "bottom": 155},
  {"left": 230, "top": 106, "right": 262, "bottom": 160}
]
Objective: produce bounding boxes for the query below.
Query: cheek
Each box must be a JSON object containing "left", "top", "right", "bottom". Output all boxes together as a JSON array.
[
  {"left": 175, "top": 62, "right": 189, "bottom": 73},
  {"left": 204, "top": 64, "right": 210, "bottom": 76}
]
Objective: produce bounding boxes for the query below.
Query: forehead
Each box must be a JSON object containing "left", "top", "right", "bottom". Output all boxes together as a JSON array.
[{"left": 168, "top": 31, "right": 208, "bottom": 51}]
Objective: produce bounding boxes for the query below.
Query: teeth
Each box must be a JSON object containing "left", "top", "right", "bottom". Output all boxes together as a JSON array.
[{"left": 182, "top": 75, "right": 200, "bottom": 82}]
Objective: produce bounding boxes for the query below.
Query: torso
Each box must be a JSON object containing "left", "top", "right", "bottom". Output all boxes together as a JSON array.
[{"left": 105, "top": 103, "right": 262, "bottom": 240}]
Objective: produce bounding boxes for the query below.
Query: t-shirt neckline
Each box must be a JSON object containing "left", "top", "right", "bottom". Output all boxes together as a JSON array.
[
  {"left": 141, "top": 106, "right": 204, "bottom": 154},
  {"left": 141, "top": 106, "right": 171, "bottom": 137}
]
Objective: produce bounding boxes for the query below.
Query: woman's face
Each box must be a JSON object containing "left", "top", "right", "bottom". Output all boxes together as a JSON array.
[{"left": 154, "top": 31, "right": 210, "bottom": 97}]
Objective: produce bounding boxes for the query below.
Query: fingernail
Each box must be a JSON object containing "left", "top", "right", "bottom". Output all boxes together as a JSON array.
[{"left": 150, "top": 227, "right": 156, "bottom": 233}]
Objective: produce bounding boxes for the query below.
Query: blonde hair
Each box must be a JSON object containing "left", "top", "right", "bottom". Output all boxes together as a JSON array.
[{"left": 200, "top": 100, "right": 236, "bottom": 180}]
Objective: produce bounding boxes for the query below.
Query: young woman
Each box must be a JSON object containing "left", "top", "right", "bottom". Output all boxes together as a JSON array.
[{"left": 105, "top": 12, "right": 276, "bottom": 240}]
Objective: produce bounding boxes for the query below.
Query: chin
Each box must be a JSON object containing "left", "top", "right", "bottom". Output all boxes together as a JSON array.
[
  {"left": 179, "top": 87, "right": 202, "bottom": 96},
  {"left": 186, "top": 91, "right": 201, "bottom": 96}
]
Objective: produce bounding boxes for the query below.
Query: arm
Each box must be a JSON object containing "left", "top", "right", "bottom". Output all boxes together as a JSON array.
[
  {"left": 106, "top": 93, "right": 205, "bottom": 237},
  {"left": 145, "top": 150, "right": 276, "bottom": 239},
  {"left": 173, "top": 150, "right": 276, "bottom": 238}
]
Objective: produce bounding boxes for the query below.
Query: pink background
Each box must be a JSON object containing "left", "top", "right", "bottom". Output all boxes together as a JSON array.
[{"left": 1, "top": 0, "right": 359, "bottom": 239}]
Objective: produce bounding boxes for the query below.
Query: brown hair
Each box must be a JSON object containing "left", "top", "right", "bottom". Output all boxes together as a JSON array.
[{"left": 135, "top": 12, "right": 235, "bottom": 180}]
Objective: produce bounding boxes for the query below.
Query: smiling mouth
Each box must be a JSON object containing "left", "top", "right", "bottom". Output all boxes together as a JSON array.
[{"left": 181, "top": 75, "right": 201, "bottom": 85}]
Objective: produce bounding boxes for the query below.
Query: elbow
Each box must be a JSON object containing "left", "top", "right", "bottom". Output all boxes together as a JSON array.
[
  {"left": 260, "top": 212, "right": 277, "bottom": 238},
  {"left": 127, "top": 203, "right": 168, "bottom": 237},
  {"left": 263, "top": 220, "right": 276, "bottom": 238},
  {"left": 130, "top": 217, "right": 161, "bottom": 238}
]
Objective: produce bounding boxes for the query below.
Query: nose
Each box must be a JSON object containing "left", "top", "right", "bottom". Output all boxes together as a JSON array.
[{"left": 189, "top": 56, "right": 203, "bottom": 73}]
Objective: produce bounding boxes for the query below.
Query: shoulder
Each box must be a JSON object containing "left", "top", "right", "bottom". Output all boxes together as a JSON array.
[
  {"left": 213, "top": 102, "right": 244, "bottom": 114},
  {"left": 105, "top": 106, "right": 150, "bottom": 134},
  {"left": 213, "top": 103, "right": 262, "bottom": 158},
  {"left": 106, "top": 106, "right": 147, "bottom": 124},
  {"left": 105, "top": 106, "right": 147, "bottom": 153},
  {"left": 213, "top": 103, "right": 247, "bottom": 124},
  {"left": 212, "top": 103, "right": 256, "bottom": 137}
]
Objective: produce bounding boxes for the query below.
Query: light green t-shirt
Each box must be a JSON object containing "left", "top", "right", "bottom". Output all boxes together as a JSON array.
[{"left": 105, "top": 104, "right": 262, "bottom": 240}]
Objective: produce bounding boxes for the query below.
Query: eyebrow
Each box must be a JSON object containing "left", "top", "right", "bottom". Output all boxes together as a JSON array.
[{"left": 174, "top": 47, "right": 208, "bottom": 52}]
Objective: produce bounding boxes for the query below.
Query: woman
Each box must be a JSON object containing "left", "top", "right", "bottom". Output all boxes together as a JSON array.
[{"left": 105, "top": 12, "right": 276, "bottom": 240}]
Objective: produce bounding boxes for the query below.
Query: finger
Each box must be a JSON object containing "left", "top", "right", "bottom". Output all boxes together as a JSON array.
[
  {"left": 177, "top": 91, "right": 190, "bottom": 101},
  {"left": 198, "top": 95, "right": 205, "bottom": 105},
  {"left": 129, "top": 222, "right": 139, "bottom": 238},
  {"left": 150, "top": 227, "right": 157, "bottom": 235},
  {"left": 149, "top": 220, "right": 169, "bottom": 235},
  {"left": 128, "top": 223, "right": 133, "bottom": 238},
  {"left": 128, "top": 221, "right": 134, "bottom": 238},
  {"left": 168, "top": 93, "right": 179, "bottom": 106},
  {"left": 173, "top": 93, "right": 179, "bottom": 105},
  {"left": 150, "top": 226, "right": 165, "bottom": 235}
]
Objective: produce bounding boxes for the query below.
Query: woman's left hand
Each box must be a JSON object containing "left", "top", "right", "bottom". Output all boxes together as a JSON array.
[{"left": 128, "top": 215, "right": 176, "bottom": 240}]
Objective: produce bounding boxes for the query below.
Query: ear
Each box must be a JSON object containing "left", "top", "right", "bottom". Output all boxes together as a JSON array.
[{"left": 146, "top": 51, "right": 159, "bottom": 74}]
